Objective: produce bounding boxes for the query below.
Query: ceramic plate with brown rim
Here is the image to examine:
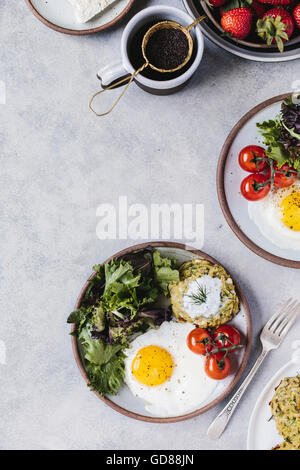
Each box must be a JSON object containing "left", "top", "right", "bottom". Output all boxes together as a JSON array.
[
  {"left": 25, "top": 0, "right": 136, "bottom": 35},
  {"left": 70, "top": 241, "right": 252, "bottom": 423},
  {"left": 217, "top": 93, "right": 300, "bottom": 269}
]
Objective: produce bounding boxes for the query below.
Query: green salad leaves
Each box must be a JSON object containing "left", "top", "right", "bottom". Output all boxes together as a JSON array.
[
  {"left": 67, "top": 248, "right": 179, "bottom": 396},
  {"left": 257, "top": 97, "right": 300, "bottom": 173},
  {"left": 153, "top": 250, "right": 180, "bottom": 296},
  {"left": 79, "top": 323, "right": 126, "bottom": 396}
]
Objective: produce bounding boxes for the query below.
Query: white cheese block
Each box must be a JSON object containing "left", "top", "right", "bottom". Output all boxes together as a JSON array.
[{"left": 67, "top": 0, "right": 119, "bottom": 23}]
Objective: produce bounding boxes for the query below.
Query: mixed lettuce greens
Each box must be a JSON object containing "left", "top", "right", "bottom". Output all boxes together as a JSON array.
[
  {"left": 257, "top": 97, "right": 300, "bottom": 174},
  {"left": 67, "top": 248, "right": 179, "bottom": 396}
]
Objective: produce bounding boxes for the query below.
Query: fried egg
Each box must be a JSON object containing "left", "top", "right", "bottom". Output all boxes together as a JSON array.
[
  {"left": 248, "top": 180, "right": 300, "bottom": 251},
  {"left": 124, "top": 321, "right": 217, "bottom": 417}
]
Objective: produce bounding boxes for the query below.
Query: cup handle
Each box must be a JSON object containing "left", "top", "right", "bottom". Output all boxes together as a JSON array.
[
  {"left": 97, "top": 62, "right": 131, "bottom": 89},
  {"left": 90, "top": 62, "right": 149, "bottom": 117}
]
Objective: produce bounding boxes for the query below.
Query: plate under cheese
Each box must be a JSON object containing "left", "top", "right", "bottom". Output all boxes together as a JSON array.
[{"left": 67, "top": 0, "right": 119, "bottom": 23}]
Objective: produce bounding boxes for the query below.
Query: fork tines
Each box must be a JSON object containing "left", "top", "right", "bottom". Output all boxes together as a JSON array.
[{"left": 264, "top": 298, "right": 300, "bottom": 338}]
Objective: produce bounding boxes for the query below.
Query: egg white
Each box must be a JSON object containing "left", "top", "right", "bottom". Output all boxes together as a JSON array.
[
  {"left": 248, "top": 180, "right": 300, "bottom": 251},
  {"left": 124, "top": 321, "right": 217, "bottom": 417}
]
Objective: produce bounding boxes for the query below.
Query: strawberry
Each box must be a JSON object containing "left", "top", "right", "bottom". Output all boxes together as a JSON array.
[
  {"left": 294, "top": 4, "right": 300, "bottom": 29},
  {"left": 256, "top": 0, "right": 291, "bottom": 4},
  {"left": 205, "top": 0, "right": 227, "bottom": 7},
  {"left": 257, "top": 8, "right": 294, "bottom": 52},
  {"left": 219, "top": 0, "right": 264, "bottom": 20},
  {"left": 251, "top": 0, "right": 266, "bottom": 18},
  {"left": 219, "top": 0, "right": 252, "bottom": 17},
  {"left": 221, "top": 7, "right": 253, "bottom": 39}
]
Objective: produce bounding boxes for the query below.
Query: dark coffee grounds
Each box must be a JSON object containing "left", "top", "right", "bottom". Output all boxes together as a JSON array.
[
  {"left": 128, "top": 22, "right": 196, "bottom": 82},
  {"left": 146, "top": 28, "right": 189, "bottom": 70}
]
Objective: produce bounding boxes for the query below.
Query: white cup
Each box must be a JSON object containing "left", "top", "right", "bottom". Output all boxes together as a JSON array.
[{"left": 97, "top": 5, "right": 204, "bottom": 95}]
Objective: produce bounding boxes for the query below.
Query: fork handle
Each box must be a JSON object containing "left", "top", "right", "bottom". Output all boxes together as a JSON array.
[{"left": 207, "top": 349, "right": 269, "bottom": 440}]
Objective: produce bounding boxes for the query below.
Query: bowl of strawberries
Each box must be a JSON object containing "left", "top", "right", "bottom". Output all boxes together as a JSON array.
[
  {"left": 204, "top": 0, "right": 300, "bottom": 51},
  {"left": 183, "top": 0, "right": 300, "bottom": 60}
]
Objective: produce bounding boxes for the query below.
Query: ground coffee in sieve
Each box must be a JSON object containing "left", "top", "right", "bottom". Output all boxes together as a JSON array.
[{"left": 145, "top": 28, "right": 189, "bottom": 71}]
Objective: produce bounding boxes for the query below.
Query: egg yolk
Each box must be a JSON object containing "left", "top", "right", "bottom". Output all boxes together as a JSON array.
[
  {"left": 131, "top": 345, "right": 174, "bottom": 387},
  {"left": 280, "top": 191, "right": 300, "bottom": 231}
]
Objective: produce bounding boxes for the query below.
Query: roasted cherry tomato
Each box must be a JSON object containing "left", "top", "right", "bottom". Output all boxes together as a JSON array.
[
  {"left": 238, "top": 145, "right": 268, "bottom": 173},
  {"left": 241, "top": 173, "right": 270, "bottom": 201},
  {"left": 267, "top": 162, "right": 297, "bottom": 188},
  {"left": 213, "top": 325, "right": 241, "bottom": 352},
  {"left": 204, "top": 352, "right": 231, "bottom": 380},
  {"left": 187, "top": 328, "right": 213, "bottom": 355}
]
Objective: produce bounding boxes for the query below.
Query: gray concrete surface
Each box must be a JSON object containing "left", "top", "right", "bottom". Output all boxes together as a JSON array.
[{"left": 0, "top": 0, "right": 300, "bottom": 450}]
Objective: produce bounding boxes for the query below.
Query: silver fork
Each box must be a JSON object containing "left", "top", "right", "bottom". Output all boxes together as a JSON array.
[{"left": 207, "top": 298, "right": 300, "bottom": 440}]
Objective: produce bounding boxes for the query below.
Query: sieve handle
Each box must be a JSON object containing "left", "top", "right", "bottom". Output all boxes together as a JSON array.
[
  {"left": 186, "top": 15, "right": 206, "bottom": 32},
  {"left": 89, "top": 62, "right": 148, "bottom": 117}
]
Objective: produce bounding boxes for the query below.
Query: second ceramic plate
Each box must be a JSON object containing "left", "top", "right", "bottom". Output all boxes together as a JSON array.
[
  {"left": 247, "top": 357, "right": 300, "bottom": 450},
  {"left": 217, "top": 93, "right": 300, "bottom": 269}
]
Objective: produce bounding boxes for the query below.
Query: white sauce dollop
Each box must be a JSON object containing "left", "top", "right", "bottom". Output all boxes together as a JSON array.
[{"left": 182, "top": 275, "right": 222, "bottom": 319}]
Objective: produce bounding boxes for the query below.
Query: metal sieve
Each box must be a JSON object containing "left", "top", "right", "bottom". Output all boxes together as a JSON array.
[{"left": 89, "top": 15, "right": 206, "bottom": 116}]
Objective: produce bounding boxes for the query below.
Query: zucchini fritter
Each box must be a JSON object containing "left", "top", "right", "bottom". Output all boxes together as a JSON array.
[
  {"left": 169, "top": 259, "right": 239, "bottom": 328},
  {"left": 270, "top": 375, "right": 300, "bottom": 450}
]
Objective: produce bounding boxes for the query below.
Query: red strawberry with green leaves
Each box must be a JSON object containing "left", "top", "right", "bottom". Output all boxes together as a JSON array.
[
  {"left": 219, "top": 0, "right": 248, "bottom": 16},
  {"left": 256, "top": 0, "right": 291, "bottom": 4},
  {"left": 294, "top": 4, "right": 300, "bottom": 29},
  {"left": 251, "top": 0, "right": 266, "bottom": 18},
  {"left": 221, "top": 7, "right": 253, "bottom": 39},
  {"left": 220, "top": 0, "right": 265, "bottom": 18},
  {"left": 205, "top": 0, "right": 227, "bottom": 7},
  {"left": 256, "top": 8, "right": 294, "bottom": 52}
]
